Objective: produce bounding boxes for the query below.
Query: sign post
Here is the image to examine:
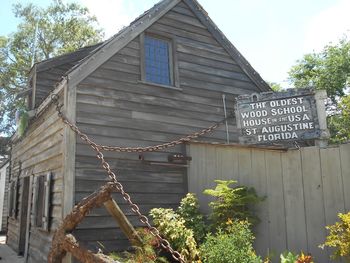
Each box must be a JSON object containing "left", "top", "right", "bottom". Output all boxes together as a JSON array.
[{"left": 235, "top": 89, "right": 329, "bottom": 145}]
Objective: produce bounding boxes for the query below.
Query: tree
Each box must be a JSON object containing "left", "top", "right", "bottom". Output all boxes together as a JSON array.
[
  {"left": 288, "top": 37, "right": 350, "bottom": 143},
  {"left": 0, "top": 0, "right": 104, "bottom": 134},
  {"left": 289, "top": 38, "right": 350, "bottom": 102},
  {"left": 328, "top": 95, "right": 350, "bottom": 143},
  {"left": 267, "top": 81, "right": 283, "bottom": 92}
]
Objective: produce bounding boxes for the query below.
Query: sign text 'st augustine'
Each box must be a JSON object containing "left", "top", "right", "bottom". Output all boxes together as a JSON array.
[{"left": 236, "top": 90, "right": 321, "bottom": 144}]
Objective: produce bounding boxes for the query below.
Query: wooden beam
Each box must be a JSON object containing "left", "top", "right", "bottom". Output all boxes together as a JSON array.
[
  {"left": 48, "top": 183, "right": 117, "bottom": 263},
  {"left": 62, "top": 234, "right": 121, "bottom": 263},
  {"left": 104, "top": 199, "right": 142, "bottom": 246}
]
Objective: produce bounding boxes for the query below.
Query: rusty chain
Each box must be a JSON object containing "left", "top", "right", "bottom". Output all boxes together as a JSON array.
[{"left": 51, "top": 94, "right": 232, "bottom": 263}]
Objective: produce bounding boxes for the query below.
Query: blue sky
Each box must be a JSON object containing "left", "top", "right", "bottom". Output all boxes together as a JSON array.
[{"left": 1, "top": 0, "right": 350, "bottom": 88}]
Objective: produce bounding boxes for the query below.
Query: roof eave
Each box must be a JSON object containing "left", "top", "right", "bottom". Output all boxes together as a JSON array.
[
  {"left": 66, "top": 0, "right": 181, "bottom": 88},
  {"left": 184, "top": 0, "right": 271, "bottom": 92}
]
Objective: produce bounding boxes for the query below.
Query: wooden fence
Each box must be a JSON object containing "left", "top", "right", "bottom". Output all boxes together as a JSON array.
[{"left": 187, "top": 142, "right": 350, "bottom": 263}]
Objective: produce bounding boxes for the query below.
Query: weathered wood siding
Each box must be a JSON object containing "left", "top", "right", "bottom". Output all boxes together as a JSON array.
[
  {"left": 7, "top": 99, "right": 64, "bottom": 263},
  {"left": 187, "top": 142, "right": 350, "bottom": 263},
  {"left": 0, "top": 162, "right": 9, "bottom": 233},
  {"left": 74, "top": 1, "right": 263, "bottom": 252},
  {"left": 34, "top": 45, "right": 99, "bottom": 107}
]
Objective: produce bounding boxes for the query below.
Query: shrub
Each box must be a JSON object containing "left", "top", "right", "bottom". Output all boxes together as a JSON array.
[
  {"left": 203, "top": 180, "right": 264, "bottom": 229},
  {"left": 320, "top": 211, "right": 350, "bottom": 262},
  {"left": 177, "top": 193, "right": 207, "bottom": 243},
  {"left": 149, "top": 208, "right": 200, "bottom": 262},
  {"left": 199, "top": 219, "right": 262, "bottom": 263},
  {"left": 109, "top": 228, "right": 169, "bottom": 263},
  {"left": 280, "top": 251, "right": 314, "bottom": 263}
]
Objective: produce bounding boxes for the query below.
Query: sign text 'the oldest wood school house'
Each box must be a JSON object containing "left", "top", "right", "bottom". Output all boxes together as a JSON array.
[{"left": 235, "top": 89, "right": 326, "bottom": 144}]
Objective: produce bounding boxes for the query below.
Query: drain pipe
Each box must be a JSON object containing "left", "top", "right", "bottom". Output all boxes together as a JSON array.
[{"left": 222, "top": 94, "right": 230, "bottom": 144}]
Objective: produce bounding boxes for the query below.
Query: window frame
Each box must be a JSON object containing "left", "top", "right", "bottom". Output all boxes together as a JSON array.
[
  {"left": 32, "top": 172, "right": 51, "bottom": 231},
  {"left": 140, "top": 33, "right": 180, "bottom": 89}
]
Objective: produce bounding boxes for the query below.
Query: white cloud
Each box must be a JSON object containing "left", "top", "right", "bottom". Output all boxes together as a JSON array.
[
  {"left": 303, "top": 0, "right": 350, "bottom": 53},
  {"left": 79, "top": 0, "right": 140, "bottom": 38}
]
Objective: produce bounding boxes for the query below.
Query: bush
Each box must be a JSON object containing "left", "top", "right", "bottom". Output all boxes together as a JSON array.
[
  {"left": 203, "top": 180, "right": 264, "bottom": 229},
  {"left": 177, "top": 193, "right": 207, "bottom": 243},
  {"left": 320, "top": 211, "right": 350, "bottom": 262},
  {"left": 199, "top": 219, "right": 262, "bottom": 263},
  {"left": 109, "top": 228, "right": 169, "bottom": 263},
  {"left": 280, "top": 251, "right": 299, "bottom": 263},
  {"left": 149, "top": 208, "right": 200, "bottom": 262},
  {"left": 280, "top": 251, "right": 314, "bottom": 263}
]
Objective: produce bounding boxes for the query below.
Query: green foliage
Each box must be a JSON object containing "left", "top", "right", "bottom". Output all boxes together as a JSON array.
[
  {"left": 177, "top": 193, "right": 207, "bottom": 243},
  {"left": 268, "top": 82, "right": 283, "bottom": 92},
  {"left": 328, "top": 95, "right": 350, "bottom": 143},
  {"left": 279, "top": 251, "right": 314, "bottom": 263},
  {"left": 149, "top": 208, "right": 200, "bottom": 262},
  {"left": 203, "top": 180, "right": 264, "bottom": 229},
  {"left": 320, "top": 212, "right": 350, "bottom": 262},
  {"left": 199, "top": 220, "right": 262, "bottom": 263},
  {"left": 288, "top": 37, "right": 350, "bottom": 144},
  {"left": 109, "top": 228, "right": 169, "bottom": 263},
  {"left": 288, "top": 38, "right": 350, "bottom": 102},
  {"left": 280, "top": 251, "right": 299, "bottom": 263},
  {"left": 0, "top": 0, "right": 104, "bottom": 134},
  {"left": 17, "top": 109, "right": 29, "bottom": 137}
]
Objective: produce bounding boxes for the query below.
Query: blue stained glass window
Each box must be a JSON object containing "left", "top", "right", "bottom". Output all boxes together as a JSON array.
[{"left": 144, "top": 36, "right": 171, "bottom": 86}]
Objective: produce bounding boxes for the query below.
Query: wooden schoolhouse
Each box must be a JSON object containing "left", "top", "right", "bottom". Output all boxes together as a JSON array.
[{"left": 6, "top": 0, "right": 270, "bottom": 262}]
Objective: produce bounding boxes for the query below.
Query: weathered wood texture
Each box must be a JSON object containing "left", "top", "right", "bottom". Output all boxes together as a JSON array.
[
  {"left": 34, "top": 45, "right": 99, "bottom": 108},
  {"left": 0, "top": 163, "right": 9, "bottom": 233},
  {"left": 73, "top": 1, "right": 263, "bottom": 253},
  {"left": 7, "top": 97, "right": 64, "bottom": 263},
  {"left": 187, "top": 142, "right": 350, "bottom": 263}
]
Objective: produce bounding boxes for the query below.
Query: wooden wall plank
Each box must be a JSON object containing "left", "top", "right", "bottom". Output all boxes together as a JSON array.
[
  {"left": 265, "top": 151, "right": 287, "bottom": 258},
  {"left": 250, "top": 150, "right": 269, "bottom": 258},
  {"left": 320, "top": 147, "right": 346, "bottom": 226},
  {"left": 281, "top": 150, "right": 308, "bottom": 252},
  {"left": 237, "top": 148, "right": 251, "bottom": 186},
  {"left": 301, "top": 147, "right": 328, "bottom": 262},
  {"left": 340, "top": 143, "right": 350, "bottom": 211}
]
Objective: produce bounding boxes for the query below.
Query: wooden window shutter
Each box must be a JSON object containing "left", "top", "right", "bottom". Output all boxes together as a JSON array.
[
  {"left": 32, "top": 173, "right": 51, "bottom": 231},
  {"left": 42, "top": 172, "right": 51, "bottom": 231},
  {"left": 31, "top": 176, "right": 38, "bottom": 226},
  {"left": 8, "top": 181, "right": 13, "bottom": 218},
  {"left": 9, "top": 179, "right": 19, "bottom": 219}
]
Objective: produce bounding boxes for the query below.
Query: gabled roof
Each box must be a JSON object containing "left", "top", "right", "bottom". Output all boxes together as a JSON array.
[
  {"left": 37, "top": 0, "right": 270, "bottom": 113},
  {"left": 66, "top": 0, "right": 270, "bottom": 91}
]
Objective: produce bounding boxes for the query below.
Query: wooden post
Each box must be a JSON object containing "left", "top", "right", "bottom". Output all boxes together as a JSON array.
[
  {"left": 315, "top": 90, "right": 330, "bottom": 147},
  {"left": 104, "top": 199, "right": 142, "bottom": 246}
]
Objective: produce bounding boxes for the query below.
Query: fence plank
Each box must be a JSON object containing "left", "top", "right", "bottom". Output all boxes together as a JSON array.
[
  {"left": 203, "top": 145, "right": 217, "bottom": 213},
  {"left": 251, "top": 150, "right": 269, "bottom": 258},
  {"left": 238, "top": 148, "right": 251, "bottom": 186},
  {"left": 301, "top": 147, "right": 328, "bottom": 262},
  {"left": 216, "top": 147, "right": 234, "bottom": 181},
  {"left": 340, "top": 143, "right": 350, "bottom": 211},
  {"left": 188, "top": 144, "right": 207, "bottom": 212},
  {"left": 320, "top": 147, "right": 345, "bottom": 226},
  {"left": 265, "top": 151, "right": 287, "bottom": 258},
  {"left": 281, "top": 149, "right": 308, "bottom": 252},
  {"left": 187, "top": 142, "right": 350, "bottom": 263}
]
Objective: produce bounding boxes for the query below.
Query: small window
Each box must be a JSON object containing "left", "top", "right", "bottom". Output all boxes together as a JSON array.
[
  {"left": 33, "top": 173, "right": 51, "bottom": 231},
  {"left": 144, "top": 35, "right": 171, "bottom": 86}
]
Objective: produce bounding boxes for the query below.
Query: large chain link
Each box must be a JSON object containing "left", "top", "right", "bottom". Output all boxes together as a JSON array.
[{"left": 51, "top": 94, "right": 231, "bottom": 263}]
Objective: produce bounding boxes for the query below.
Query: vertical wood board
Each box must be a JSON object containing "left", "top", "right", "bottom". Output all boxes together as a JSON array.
[
  {"left": 281, "top": 150, "right": 308, "bottom": 251},
  {"left": 301, "top": 147, "right": 328, "bottom": 262},
  {"left": 265, "top": 151, "right": 287, "bottom": 257}
]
